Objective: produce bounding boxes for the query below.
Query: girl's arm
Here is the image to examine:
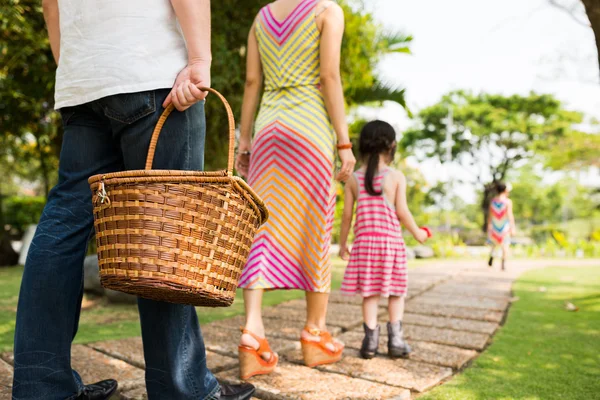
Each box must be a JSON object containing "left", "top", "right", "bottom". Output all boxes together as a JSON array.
[
  {"left": 339, "top": 176, "right": 357, "bottom": 259},
  {"left": 318, "top": 3, "right": 355, "bottom": 182},
  {"left": 395, "top": 171, "right": 427, "bottom": 243},
  {"left": 236, "top": 21, "right": 263, "bottom": 177},
  {"left": 508, "top": 199, "right": 516, "bottom": 235}
]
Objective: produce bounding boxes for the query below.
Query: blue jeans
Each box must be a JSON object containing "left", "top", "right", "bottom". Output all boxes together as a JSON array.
[{"left": 12, "top": 89, "right": 220, "bottom": 400}]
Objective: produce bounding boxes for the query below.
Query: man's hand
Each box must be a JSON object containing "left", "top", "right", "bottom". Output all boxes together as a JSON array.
[{"left": 163, "top": 61, "right": 211, "bottom": 111}]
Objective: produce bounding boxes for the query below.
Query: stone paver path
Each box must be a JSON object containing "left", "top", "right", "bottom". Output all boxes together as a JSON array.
[{"left": 2, "top": 259, "right": 597, "bottom": 399}]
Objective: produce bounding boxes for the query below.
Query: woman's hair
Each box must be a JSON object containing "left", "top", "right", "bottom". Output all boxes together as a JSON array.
[
  {"left": 495, "top": 181, "right": 507, "bottom": 194},
  {"left": 358, "top": 120, "right": 397, "bottom": 196}
]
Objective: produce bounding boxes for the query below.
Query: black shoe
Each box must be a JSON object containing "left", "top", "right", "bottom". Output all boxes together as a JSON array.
[
  {"left": 76, "top": 379, "right": 118, "bottom": 400},
  {"left": 217, "top": 383, "right": 256, "bottom": 400},
  {"left": 488, "top": 256, "right": 493, "bottom": 267},
  {"left": 388, "top": 321, "right": 411, "bottom": 359},
  {"left": 359, "top": 323, "right": 380, "bottom": 359}
]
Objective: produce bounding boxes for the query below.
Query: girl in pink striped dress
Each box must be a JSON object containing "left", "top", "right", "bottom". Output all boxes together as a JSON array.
[{"left": 339, "top": 120, "right": 429, "bottom": 359}]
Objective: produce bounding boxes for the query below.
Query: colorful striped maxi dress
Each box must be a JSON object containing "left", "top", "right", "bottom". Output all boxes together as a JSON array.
[
  {"left": 341, "top": 169, "right": 408, "bottom": 298},
  {"left": 238, "top": 0, "right": 336, "bottom": 293},
  {"left": 488, "top": 197, "right": 510, "bottom": 245}
]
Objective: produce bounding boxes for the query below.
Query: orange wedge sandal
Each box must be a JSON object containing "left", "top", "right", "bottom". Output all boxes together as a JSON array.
[
  {"left": 300, "top": 327, "right": 344, "bottom": 368},
  {"left": 238, "top": 328, "right": 279, "bottom": 380}
]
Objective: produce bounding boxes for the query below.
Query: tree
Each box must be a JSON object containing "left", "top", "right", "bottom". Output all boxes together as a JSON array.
[
  {"left": 539, "top": 130, "right": 600, "bottom": 170},
  {"left": 548, "top": 0, "right": 600, "bottom": 79},
  {"left": 401, "top": 91, "right": 582, "bottom": 231},
  {"left": 0, "top": 1, "right": 60, "bottom": 197}
]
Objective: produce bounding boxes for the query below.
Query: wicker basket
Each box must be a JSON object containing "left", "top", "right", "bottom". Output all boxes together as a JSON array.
[{"left": 88, "top": 88, "right": 268, "bottom": 307}]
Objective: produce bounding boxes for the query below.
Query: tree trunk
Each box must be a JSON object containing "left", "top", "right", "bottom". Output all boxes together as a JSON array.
[
  {"left": 582, "top": 0, "right": 600, "bottom": 80},
  {"left": 0, "top": 188, "right": 19, "bottom": 267}
]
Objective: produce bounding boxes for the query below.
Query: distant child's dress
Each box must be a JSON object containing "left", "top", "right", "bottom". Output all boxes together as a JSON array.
[
  {"left": 488, "top": 196, "right": 510, "bottom": 245},
  {"left": 341, "top": 168, "right": 408, "bottom": 298}
]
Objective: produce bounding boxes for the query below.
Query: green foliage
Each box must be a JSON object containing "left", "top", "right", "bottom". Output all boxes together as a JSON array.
[
  {"left": 4, "top": 196, "right": 45, "bottom": 236},
  {"left": 340, "top": 2, "right": 411, "bottom": 109},
  {"left": 420, "top": 266, "right": 600, "bottom": 400},
  {"left": 0, "top": 0, "right": 61, "bottom": 195},
  {"left": 402, "top": 91, "right": 580, "bottom": 182},
  {"left": 402, "top": 91, "right": 584, "bottom": 230},
  {"left": 508, "top": 165, "right": 597, "bottom": 227},
  {"left": 540, "top": 130, "right": 600, "bottom": 171}
]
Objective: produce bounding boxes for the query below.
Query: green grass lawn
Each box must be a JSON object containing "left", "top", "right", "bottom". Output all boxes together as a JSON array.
[
  {"left": 420, "top": 265, "right": 600, "bottom": 400},
  {"left": 0, "top": 257, "right": 360, "bottom": 352}
]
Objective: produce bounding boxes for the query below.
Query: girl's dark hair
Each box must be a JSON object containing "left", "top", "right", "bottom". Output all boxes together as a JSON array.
[
  {"left": 495, "top": 181, "right": 507, "bottom": 194},
  {"left": 358, "top": 120, "right": 397, "bottom": 196}
]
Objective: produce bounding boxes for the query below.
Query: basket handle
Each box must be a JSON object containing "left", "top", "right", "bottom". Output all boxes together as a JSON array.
[{"left": 145, "top": 87, "right": 235, "bottom": 175}]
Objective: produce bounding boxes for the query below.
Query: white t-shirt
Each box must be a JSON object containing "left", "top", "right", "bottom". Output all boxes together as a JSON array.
[{"left": 54, "top": 0, "right": 188, "bottom": 109}]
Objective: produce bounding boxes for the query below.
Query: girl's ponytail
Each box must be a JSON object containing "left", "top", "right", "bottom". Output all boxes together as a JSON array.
[
  {"left": 364, "top": 152, "right": 382, "bottom": 196},
  {"left": 358, "top": 120, "right": 397, "bottom": 196}
]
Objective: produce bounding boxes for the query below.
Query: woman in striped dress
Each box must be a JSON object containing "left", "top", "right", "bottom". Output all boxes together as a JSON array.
[
  {"left": 234, "top": 0, "right": 355, "bottom": 378},
  {"left": 487, "top": 182, "right": 515, "bottom": 271},
  {"left": 339, "top": 121, "right": 429, "bottom": 359}
]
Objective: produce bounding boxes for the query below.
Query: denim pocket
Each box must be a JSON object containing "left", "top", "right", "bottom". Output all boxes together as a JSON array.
[{"left": 103, "top": 90, "right": 156, "bottom": 124}]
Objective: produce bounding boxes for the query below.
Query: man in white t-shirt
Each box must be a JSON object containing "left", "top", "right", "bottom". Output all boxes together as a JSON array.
[{"left": 12, "top": 1, "right": 255, "bottom": 399}]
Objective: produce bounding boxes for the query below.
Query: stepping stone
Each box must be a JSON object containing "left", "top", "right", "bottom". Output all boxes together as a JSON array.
[
  {"left": 337, "top": 330, "right": 477, "bottom": 369},
  {"left": 412, "top": 294, "right": 509, "bottom": 311},
  {"left": 1, "top": 347, "right": 144, "bottom": 387},
  {"left": 116, "top": 380, "right": 146, "bottom": 400},
  {"left": 428, "top": 284, "right": 511, "bottom": 299},
  {"left": 267, "top": 301, "right": 371, "bottom": 331},
  {"left": 405, "top": 325, "right": 489, "bottom": 350},
  {"left": 0, "top": 359, "right": 12, "bottom": 400},
  {"left": 0, "top": 353, "right": 13, "bottom": 365},
  {"left": 453, "top": 276, "right": 514, "bottom": 290},
  {"left": 406, "top": 301, "right": 504, "bottom": 323},
  {"left": 201, "top": 323, "right": 299, "bottom": 356},
  {"left": 119, "top": 384, "right": 263, "bottom": 400},
  {"left": 217, "top": 361, "right": 410, "bottom": 400},
  {"left": 119, "top": 385, "right": 148, "bottom": 400},
  {"left": 214, "top": 316, "right": 342, "bottom": 342},
  {"left": 71, "top": 345, "right": 145, "bottom": 386},
  {"left": 408, "top": 341, "right": 477, "bottom": 370},
  {"left": 328, "top": 291, "right": 367, "bottom": 306},
  {"left": 431, "top": 280, "right": 512, "bottom": 297},
  {"left": 282, "top": 348, "right": 451, "bottom": 393},
  {"left": 404, "top": 313, "right": 499, "bottom": 334},
  {"left": 90, "top": 337, "right": 238, "bottom": 373}
]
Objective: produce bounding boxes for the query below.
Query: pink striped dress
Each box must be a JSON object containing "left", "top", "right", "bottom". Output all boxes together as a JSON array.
[{"left": 341, "top": 168, "right": 408, "bottom": 298}]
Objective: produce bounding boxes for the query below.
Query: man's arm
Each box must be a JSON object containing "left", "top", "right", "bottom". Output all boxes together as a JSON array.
[
  {"left": 165, "top": 0, "right": 212, "bottom": 111},
  {"left": 42, "top": 0, "right": 60, "bottom": 64},
  {"left": 170, "top": 0, "right": 211, "bottom": 65}
]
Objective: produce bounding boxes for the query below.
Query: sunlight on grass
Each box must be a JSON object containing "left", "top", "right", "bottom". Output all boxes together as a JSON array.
[{"left": 419, "top": 266, "right": 600, "bottom": 400}]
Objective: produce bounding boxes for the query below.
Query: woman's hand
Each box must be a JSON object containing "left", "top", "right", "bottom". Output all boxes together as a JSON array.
[
  {"left": 235, "top": 153, "right": 250, "bottom": 178},
  {"left": 335, "top": 148, "right": 356, "bottom": 182}
]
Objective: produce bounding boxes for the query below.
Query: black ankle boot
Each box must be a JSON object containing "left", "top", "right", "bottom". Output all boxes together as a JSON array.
[
  {"left": 75, "top": 379, "right": 118, "bottom": 400},
  {"left": 388, "top": 321, "right": 411, "bottom": 358},
  {"left": 359, "top": 323, "right": 380, "bottom": 359}
]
